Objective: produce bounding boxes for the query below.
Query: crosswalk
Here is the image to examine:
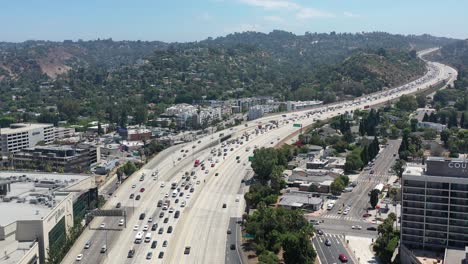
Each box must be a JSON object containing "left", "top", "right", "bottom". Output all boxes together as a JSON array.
[
  {"left": 321, "top": 214, "right": 362, "bottom": 222},
  {"left": 314, "top": 233, "right": 345, "bottom": 244}
]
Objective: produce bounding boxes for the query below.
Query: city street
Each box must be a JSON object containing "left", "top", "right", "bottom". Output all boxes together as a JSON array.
[
  {"left": 313, "top": 233, "right": 354, "bottom": 264},
  {"left": 61, "top": 49, "right": 457, "bottom": 264}
]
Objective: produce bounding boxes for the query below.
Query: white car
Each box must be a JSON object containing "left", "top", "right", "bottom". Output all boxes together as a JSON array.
[
  {"left": 132, "top": 184, "right": 136, "bottom": 188},
  {"left": 133, "top": 225, "right": 139, "bottom": 231},
  {"left": 119, "top": 219, "right": 124, "bottom": 226},
  {"left": 143, "top": 225, "right": 149, "bottom": 231},
  {"left": 181, "top": 201, "right": 186, "bottom": 207},
  {"left": 100, "top": 223, "right": 106, "bottom": 229},
  {"left": 76, "top": 254, "right": 83, "bottom": 261},
  {"left": 235, "top": 197, "right": 240, "bottom": 202},
  {"left": 165, "top": 193, "right": 169, "bottom": 198},
  {"left": 148, "top": 217, "right": 153, "bottom": 223},
  {"left": 351, "top": 225, "right": 362, "bottom": 230},
  {"left": 160, "top": 183, "right": 165, "bottom": 187},
  {"left": 186, "top": 194, "right": 191, "bottom": 199}
]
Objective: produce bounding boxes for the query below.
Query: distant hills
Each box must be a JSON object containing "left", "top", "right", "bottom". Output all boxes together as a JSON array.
[{"left": 0, "top": 31, "right": 459, "bottom": 125}]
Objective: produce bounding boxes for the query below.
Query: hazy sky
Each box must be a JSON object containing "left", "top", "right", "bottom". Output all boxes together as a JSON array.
[{"left": 1, "top": 0, "right": 467, "bottom": 42}]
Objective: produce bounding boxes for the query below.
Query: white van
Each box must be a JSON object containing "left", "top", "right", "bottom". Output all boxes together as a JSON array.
[
  {"left": 134, "top": 232, "right": 143, "bottom": 244},
  {"left": 172, "top": 190, "right": 178, "bottom": 197},
  {"left": 144, "top": 233, "right": 152, "bottom": 243}
]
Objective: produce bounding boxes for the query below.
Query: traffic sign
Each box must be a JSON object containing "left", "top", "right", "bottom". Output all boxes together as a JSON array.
[
  {"left": 293, "top": 123, "right": 301, "bottom": 127},
  {"left": 248, "top": 156, "right": 254, "bottom": 161}
]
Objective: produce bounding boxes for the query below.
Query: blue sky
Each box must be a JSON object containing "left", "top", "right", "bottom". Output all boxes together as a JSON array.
[{"left": 1, "top": 0, "right": 467, "bottom": 42}]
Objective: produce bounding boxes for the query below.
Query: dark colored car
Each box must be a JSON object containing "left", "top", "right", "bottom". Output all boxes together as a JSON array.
[
  {"left": 159, "top": 212, "right": 164, "bottom": 218},
  {"left": 158, "top": 252, "right": 164, "bottom": 259},
  {"left": 135, "top": 195, "right": 141, "bottom": 200},
  {"left": 140, "top": 188, "right": 145, "bottom": 192},
  {"left": 151, "top": 241, "right": 157, "bottom": 249},
  {"left": 163, "top": 218, "right": 169, "bottom": 223},
  {"left": 139, "top": 213, "right": 145, "bottom": 220},
  {"left": 367, "top": 226, "right": 377, "bottom": 231},
  {"left": 174, "top": 211, "right": 180, "bottom": 218},
  {"left": 167, "top": 226, "right": 173, "bottom": 233},
  {"left": 230, "top": 244, "right": 236, "bottom": 250},
  {"left": 151, "top": 223, "right": 158, "bottom": 231},
  {"left": 158, "top": 228, "right": 164, "bottom": 234},
  {"left": 127, "top": 249, "right": 135, "bottom": 258},
  {"left": 157, "top": 200, "right": 163, "bottom": 207},
  {"left": 116, "top": 202, "right": 121, "bottom": 208},
  {"left": 129, "top": 194, "right": 134, "bottom": 199},
  {"left": 184, "top": 246, "right": 191, "bottom": 254},
  {"left": 325, "top": 239, "right": 331, "bottom": 246}
]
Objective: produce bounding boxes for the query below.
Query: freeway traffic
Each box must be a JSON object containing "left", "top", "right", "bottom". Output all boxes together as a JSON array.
[{"left": 62, "top": 48, "right": 457, "bottom": 264}]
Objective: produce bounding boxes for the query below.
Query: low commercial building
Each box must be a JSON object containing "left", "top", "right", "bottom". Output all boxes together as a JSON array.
[
  {"left": 286, "top": 100, "right": 323, "bottom": 111},
  {"left": 278, "top": 190, "right": 323, "bottom": 211},
  {"left": 54, "top": 127, "right": 75, "bottom": 139},
  {"left": 0, "top": 172, "right": 97, "bottom": 264},
  {"left": 306, "top": 159, "right": 328, "bottom": 169},
  {"left": 0, "top": 123, "right": 55, "bottom": 157},
  {"left": 12, "top": 144, "right": 100, "bottom": 173}
]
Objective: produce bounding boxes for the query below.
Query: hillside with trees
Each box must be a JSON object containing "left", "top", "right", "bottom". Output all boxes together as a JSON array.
[{"left": 0, "top": 31, "right": 457, "bottom": 127}]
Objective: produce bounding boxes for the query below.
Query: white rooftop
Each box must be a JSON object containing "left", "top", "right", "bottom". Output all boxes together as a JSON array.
[
  {"left": 0, "top": 123, "right": 53, "bottom": 134},
  {"left": 0, "top": 171, "right": 92, "bottom": 226}
]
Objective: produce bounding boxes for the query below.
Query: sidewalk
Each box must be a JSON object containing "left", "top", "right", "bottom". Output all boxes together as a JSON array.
[{"left": 346, "top": 235, "right": 379, "bottom": 264}]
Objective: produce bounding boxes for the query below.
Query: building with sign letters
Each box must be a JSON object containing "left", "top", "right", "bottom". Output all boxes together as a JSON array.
[
  {"left": 0, "top": 172, "right": 97, "bottom": 264},
  {"left": 400, "top": 156, "right": 468, "bottom": 263}
]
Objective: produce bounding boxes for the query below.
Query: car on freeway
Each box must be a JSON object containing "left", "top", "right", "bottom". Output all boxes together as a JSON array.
[
  {"left": 135, "top": 195, "right": 141, "bottom": 200},
  {"left": 100, "top": 245, "right": 107, "bottom": 253},
  {"left": 163, "top": 218, "right": 169, "bottom": 223},
  {"left": 140, "top": 188, "right": 145, "bottom": 192},
  {"left": 158, "top": 227, "right": 164, "bottom": 234},
  {"left": 367, "top": 226, "right": 377, "bottom": 231},
  {"left": 181, "top": 201, "right": 186, "bottom": 207},
  {"left": 116, "top": 202, "right": 121, "bottom": 208},
  {"left": 175, "top": 198, "right": 179, "bottom": 204},
  {"left": 222, "top": 203, "right": 227, "bottom": 208},
  {"left": 129, "top": 193, "right": 134, "bottom": 199},
  {"left": 139, "top": 213, "right": 146, "bottom": 220},
  {"left": 190, "top": 188, "right": 194, "bottom": 193},
  {"left": 167, "top": 226, "right": 173, "bottom": 233},
  {"left": 179, "top": 192, "right": 184, "bottom": 197},
  {"left": 151, "top": 241, "right": 157, "bottom": 249},
  {"left": 84, "top": 241, "right": 91, "bottom": 249},
  {"left": 119, "top": 219, "right": 124, "bottom": 226},
  {"left": 146, "top": 252, "right": 153, "bottom": 260},
  {"left": 325, "top": 239, "right": 332, "bottom": 246},
  {"left": 215, "top": 173, "right": 219, "bottom": 176},
  {"left": 163, "top": 240, "right": 168, "bottom": 247},
  {"left": 132, "top": 184, "right": 136, "bottom": 188},
  {"left": 184, "top": 246, "right": 191, "bottom": 254},
  {"left": 76, "top": 254, "right": 83, "bottom": 261},
  {"left": 127, "top": 249, "right": 135, "bottom": 258},
  {"left": 338, "top": 253, "right": 348, "bottom": 262},
  {"left": 174, "top": 210, "right": 180, "bottom": 218},
  {"left": 99, "top": 223, "right": 106, "bottom": 229},
  {"left": 165, "top": 193, "right": 169, "bottom": 198},
  {"left": 235, "top": 197, "right": 239, "bottom": 202},
  {"left": 148, "top": 217, "right": 153, "bottom": 223},
  {"left": 230, "top": 244, "right": 236, "bottom": 250},
  {"left": 227, "top": 229, "right": 232, "bottom": 234},
  {"left": 133, "top": 225, "right": 139, "bottom": 231},
  {"left": 143, "top": 225, "right": 149, "bottom": 231},
  {"left": 158, "top": 252, "right": 164, "bottom": 259},
  {"left": 351, "top": 225, "right": 362, "bottom": 230},
  {"left": 151, "top": 223, "right": 158, "bottom": 231},
  {"left": 160, "top": 183, "right": 165, "bottom": 187},
  {"left": 157, "top": 200, "right": 163, "bottom": 207},
  {"left": 159, "top": 212, "right": 164, "bottom": 218},
  {"left": 186, "top": 194, "right": 191, "bottom": 199}
]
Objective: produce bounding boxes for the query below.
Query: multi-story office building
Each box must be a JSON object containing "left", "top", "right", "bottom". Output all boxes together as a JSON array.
[
  {"left": 12, "top": 144, "right": 100, "bottom": 172},
  {"left": 0, "top": 123, "right": 55, "bottom": 157},
  {"left": 401, "top": 157, "right": 468, "bottom": 253}
]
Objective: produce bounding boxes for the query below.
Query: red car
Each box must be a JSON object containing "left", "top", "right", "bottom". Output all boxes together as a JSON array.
[
  {"left": 362, "top": 213, "right": 371, "bottom": 218},
  {"left": 211, "top": 164, "right": 215, "bottom": 167},
  {"left": 140, "top": 188, "right": 145, "bottom": 193},
  {"left": 339, "top": 254, "right": 348, "bottom": 262}
]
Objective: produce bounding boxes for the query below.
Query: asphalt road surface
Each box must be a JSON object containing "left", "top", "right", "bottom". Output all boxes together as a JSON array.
[
  {"left": 313, "top": 233, "right": 354, "bottom": 264},
  {"left": 62, "top": 48, "right": 457, "bottom": 264}
]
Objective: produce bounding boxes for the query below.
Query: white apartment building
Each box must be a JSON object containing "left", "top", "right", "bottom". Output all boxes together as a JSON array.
[{"left": 0, "top": 123, "right": 55, "bottom": 157}]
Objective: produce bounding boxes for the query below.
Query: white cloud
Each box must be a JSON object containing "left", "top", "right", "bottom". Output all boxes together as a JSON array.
[
  {"left": 239, "top": 0, "right": 299, "bottom": 10},
  {"left": 239, "top": 0, "right": 334, "bottom": 20},
  {"left": 343, "top": 11, "right": 359, "bottom": 18},
  {"left": 263, "top": 15, "right": 285, "bottom": 23},
  {"left": 296, "top": 7, "right": 334, "bottom": 19}
]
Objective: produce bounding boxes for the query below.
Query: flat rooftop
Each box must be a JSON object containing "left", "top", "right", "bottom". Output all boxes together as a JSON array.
[
  {"left": 0, "top": 171, "right": 92, "bottom": 226},
  {"left": 0, "top": 238, "right": 37, "bottom": 264},
  {"left": 0, "top": 123, "right": 52, "bottom": 134}
]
